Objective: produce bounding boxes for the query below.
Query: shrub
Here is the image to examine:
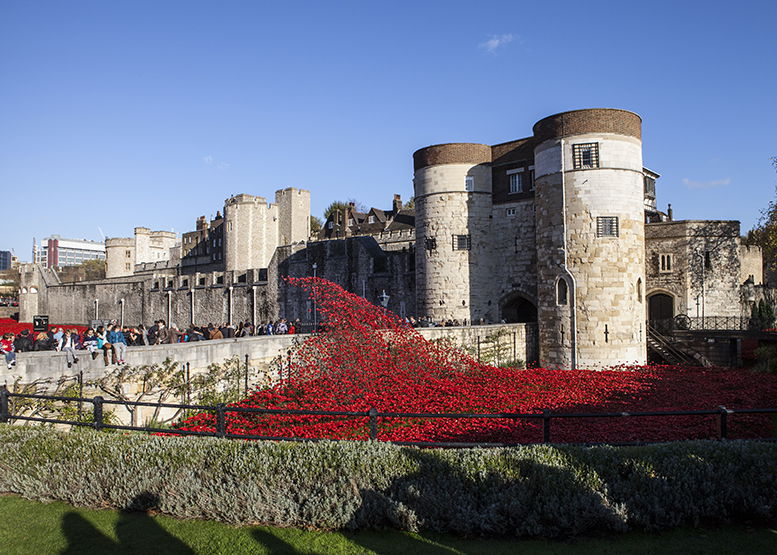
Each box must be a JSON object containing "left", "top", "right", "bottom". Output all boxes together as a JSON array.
[{"left": 1, "top": 426, "right": 775, "bottom": 537}]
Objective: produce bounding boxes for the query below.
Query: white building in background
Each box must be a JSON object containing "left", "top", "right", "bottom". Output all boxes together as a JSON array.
[{"left": 32, "top": 235, "right": 105, "bottom": 269}]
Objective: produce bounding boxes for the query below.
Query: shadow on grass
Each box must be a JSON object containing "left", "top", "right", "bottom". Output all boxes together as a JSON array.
[{"left": 62, "top": 492, "right": 193, "bottom": 554}]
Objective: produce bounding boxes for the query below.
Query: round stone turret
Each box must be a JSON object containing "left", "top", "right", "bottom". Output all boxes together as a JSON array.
[
  {"left": 533, "top": 109, "right": 646, "bottom": 368},
  {"left": 413, "top": 143, "right": 494, "bottom": 323}
]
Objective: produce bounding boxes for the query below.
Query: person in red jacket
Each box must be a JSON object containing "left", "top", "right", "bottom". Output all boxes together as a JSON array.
[{"left": 1, "top": 333, "right": 16, "bottom": 370}]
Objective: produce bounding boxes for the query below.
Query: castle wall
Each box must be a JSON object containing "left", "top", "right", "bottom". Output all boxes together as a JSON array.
[
  {"left": 534, "top": 110, "right": 647, "bottom": 369},
  {"left": 276, "top": 188, "right": 311, "bottom": 245},
  {"left": 276, "top": 237, "right": 416, "bottom": 322},
  {"left": 740, "top": 244, "right": 763, "bottom": 285},
  {"left": 414, "top": 153, "right": 494, "bottom": 323},
  {"left": 490, "top": 199, "right": 537, "bottom": 318},
  {"left": 105, "top": 238, "right": 134, "bottom": 279},
  {"left": 646, "top": 221, "right": 745, "bottom": 320}
]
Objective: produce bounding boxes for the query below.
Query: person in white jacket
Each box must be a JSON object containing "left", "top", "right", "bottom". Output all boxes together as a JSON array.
[{"left": 56, "top": 329, "right": 80, "bottom": 368}]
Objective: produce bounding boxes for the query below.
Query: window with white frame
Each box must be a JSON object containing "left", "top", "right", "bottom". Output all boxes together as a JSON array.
[
  {"left": 659, "top": 253, "right": 673, "bottom": 273},
  {"left": 368, "top": 215, "right": 375, "bottom": 224},
  {"left": 506, "top": 208, "right": 516, "bottom": 217},
  {"left": 348, "top": 218, "right": 354, "bottom": 226},
  {"left": 327, "top": 221, "right": 334, "bottom": 229},
  {"left": 465, "top": 176, "right": 474, "bottom": 191},
  {"left": 507, "top": 168, "right": 523, "bottom": 194}
]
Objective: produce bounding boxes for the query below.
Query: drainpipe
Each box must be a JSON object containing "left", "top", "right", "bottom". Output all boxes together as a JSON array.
[
  {"left": 252, "top": 286, "right": 257, "bottom": 327},
  {"left": 166, "top": 291, "right": 172, "bottom": 325},
  {"left": 228, "top": 286, "right": 233, "bottom": 326},
  {"left": 94, "top": 298, "right": 99, "bottom": 322},
  {"left": 190, "top": 289, "right": 195, "bottom": 326},
  {"left": 559, "top": 138, "right": 578, "bottom": 369}
]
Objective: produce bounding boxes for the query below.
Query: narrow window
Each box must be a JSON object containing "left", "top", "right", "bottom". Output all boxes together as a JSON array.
[
  {"left": 465, "top": 176, "right": 474, "bottom": 191},
  {"left": 452, "top": 234, "right": 471, "bottom": 251},
  {"left": 506, "top": 208, "right": 516, "bottom": 217},
  {"left": 507, "top": 169, "right": 523, "bottom": 194},
  {"left": 528, "top": 166, "right": 535, "bottom": 192},
  {"left": 659, "top": 254, "right": 673, "bottom": 273},
  {"left": 368, "top": 215, "right": 375, "bottom": 224},
  {"left": 596, "top": 216, "right": 619, "bottom": 237},
  {"left": 556, "top": 278, "right": 569, "bottom": 305},
  {"left": 425, "top": 237, "right": 437, "bottom": 252},
  {"left": 704, "top": 251, "right": 712, "bottom": 270},
  {"left": 636, "top": 278, "right": 642, "bottom": 303},
  {"left": 125, "top": 263, "right": 131, "bottom": 271},
  {"left": 573, "top": 143, "right": 599, "bottom": 169},
  {"left": 125, "top": 250, "right": 131, "bottom": 258}
]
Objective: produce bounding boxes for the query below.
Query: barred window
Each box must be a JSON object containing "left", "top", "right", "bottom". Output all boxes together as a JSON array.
[
  {"left": 452, "top": 234, "right": 471, "bottom": 251},
  {"left": 573, "top": 143, "right": 599, "bottom": 169},
  {"left": 465, "top": 176, "right": 474, "bottom": 191},
  {"left": 425, "top": 237, "right": 437, "bottom": 251},
  {"left": 596, "top": 216, "right": 619, "bottom": 237}
]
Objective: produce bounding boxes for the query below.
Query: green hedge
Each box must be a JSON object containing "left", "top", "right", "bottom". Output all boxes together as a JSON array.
[{"left": 0, "top": 426, "right": 775, "bottom": 537}]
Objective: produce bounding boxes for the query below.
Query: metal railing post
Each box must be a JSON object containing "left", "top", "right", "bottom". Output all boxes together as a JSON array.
[
  {"left": 719, "top": 405, "right": 730, "bottom": 439},
  {"left": 92, "top": 396, "right": 104, "bottom": 430},
  {"left": 368, "top": 407, "right": 378, "bottom": 440},
  {"left": 0, "top": 386, "right": 9, "bottom": 423},
  {"left": 244, "top": 354, "right": 249, "bottom": 395},
  {"left": 542, "top": 410, "right": 551, "bottom": 443},
  {"left": 216, "top": 404, "right": 226, "bottom": 438}
]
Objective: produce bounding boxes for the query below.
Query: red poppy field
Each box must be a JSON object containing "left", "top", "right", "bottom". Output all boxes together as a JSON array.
[{"left": 172, "top": 278, "right": 777, "bottom": 445}]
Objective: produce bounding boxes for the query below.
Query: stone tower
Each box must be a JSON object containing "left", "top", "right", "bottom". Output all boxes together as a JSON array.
[
  {"left": 533, "top": 109, "right": 647, "bottom": 368},
  {"left": 413, "top": 144, "right": 495, "bottom": 323},
  {"left": 275, "top": 188, "right": 311, "bottom": 246}
]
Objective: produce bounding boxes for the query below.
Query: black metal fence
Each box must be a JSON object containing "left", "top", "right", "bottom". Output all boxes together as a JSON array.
[
  {"left": 649, "top": 316, "right": 756, "bottom": 334},
  {"left": 2, "top": 387, "right": 776, "bottom": 448}
]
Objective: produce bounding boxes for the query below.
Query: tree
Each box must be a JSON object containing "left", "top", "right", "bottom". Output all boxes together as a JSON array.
[
  {"left": 403, "top": 196, "right": 415, "bottom": 211},
  {"left": 745, "top": 157, "right": 777, "bottom": 283},
  {"left": 323, "top": 201, "right": 348, "bottom": 220},
  {"left": 310, "top": 216, "right": 322, "bottom": 234},
  {"left": 57, "top": 259, "right": 106, "bottom": 283}
]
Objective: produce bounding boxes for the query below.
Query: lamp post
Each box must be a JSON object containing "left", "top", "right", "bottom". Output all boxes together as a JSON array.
[
  {"left": 379, "top": 290, "right": 390, "bottom": 308},
  {"left": 312, "top": 263, "right": 318, "bottom": 331},
  {"left": 119, "top": 298, "right": 125, "bottom": 329}
]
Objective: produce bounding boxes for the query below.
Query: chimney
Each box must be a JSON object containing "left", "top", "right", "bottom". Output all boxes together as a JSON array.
[
  {"left": 667, "top": 204, "right": 673, "bottom": 221},
  {"left": 393, "top": 194, "right": 402, "bottom": 213}
]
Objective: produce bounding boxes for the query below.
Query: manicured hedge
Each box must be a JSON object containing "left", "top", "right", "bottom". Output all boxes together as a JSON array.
[{"left": 1, "top": 426, "right": 775, "bottom": 537}]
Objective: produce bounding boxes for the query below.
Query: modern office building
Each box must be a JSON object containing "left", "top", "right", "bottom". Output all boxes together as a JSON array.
[{"left": 33, "top": 236, "right": 106, "bottom": 268}]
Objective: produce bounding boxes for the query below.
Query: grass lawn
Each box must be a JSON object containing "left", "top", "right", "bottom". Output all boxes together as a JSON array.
[{"left": 0, "top": 495, "right": 775, "bottom": 554}]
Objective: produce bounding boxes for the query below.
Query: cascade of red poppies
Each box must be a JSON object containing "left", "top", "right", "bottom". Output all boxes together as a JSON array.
[{"left": 174, "top": 278, "right": 777, "bottom": 443}]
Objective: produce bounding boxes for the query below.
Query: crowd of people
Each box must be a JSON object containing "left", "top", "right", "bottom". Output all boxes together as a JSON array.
[{"left": 0, "top": 318, "right": 302, "bottom": 369}]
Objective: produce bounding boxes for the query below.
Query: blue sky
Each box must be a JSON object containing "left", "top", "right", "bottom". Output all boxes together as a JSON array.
[{"left": 1, "top": 0, "right": 775, "bottom": 261}]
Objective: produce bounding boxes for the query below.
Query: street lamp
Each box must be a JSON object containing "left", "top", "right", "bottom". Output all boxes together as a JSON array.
[
  {"left": 119, "top": 298, "right": 125, "bottom": 329},
  {"left": 312, "top": 263, "right": 318, "bottom": 331},
  {"left": 379, "top": 290, "right": 390, "bottom": 308}
]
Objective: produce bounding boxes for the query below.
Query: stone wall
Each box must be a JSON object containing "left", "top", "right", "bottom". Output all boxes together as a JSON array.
[{"left": 2, "top": 323, "right": 534, "bottom": 425}]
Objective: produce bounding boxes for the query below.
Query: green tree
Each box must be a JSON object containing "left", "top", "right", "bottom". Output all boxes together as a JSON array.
[
  {"left": 310, "top": 215, "right": 322, "bottom": 234},
  {"left": 323, "top": 201, "right": 349, "bottom": 220},
  {"left": 746, "top": 157, "right": 777, "bottom": 281}
]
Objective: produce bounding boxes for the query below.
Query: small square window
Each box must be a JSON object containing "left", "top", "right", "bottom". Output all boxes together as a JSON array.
[
  {"left": 216, "top": 275, "right": 224, "bottom": 284},
  {"left": 452, "top": 234, "right": 471, "bottom": 251},
  {"left": 506, "top": 208, "right": 516, "bottom": 217},
  {"left": 198, "top": 277, "right": 206, "bottom": 286},
  {"left": 425, "top": 237, "right": 437, "bottom": 251},
  {"left": 465, "top": 176, "right": 474, "bottom": 191},
  {"left": 596, "top": 216, "right": 619, "bottom": 237},
  {"left": 573, "top": 143, "right": 599, "bottom": 169}
]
